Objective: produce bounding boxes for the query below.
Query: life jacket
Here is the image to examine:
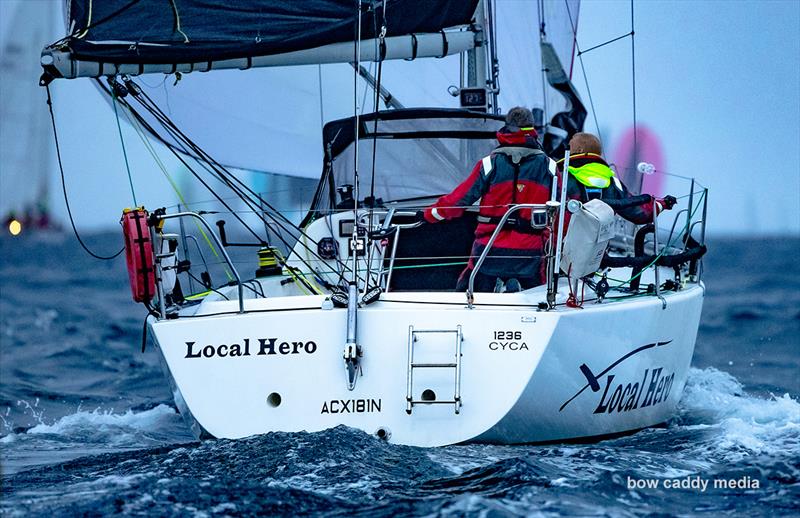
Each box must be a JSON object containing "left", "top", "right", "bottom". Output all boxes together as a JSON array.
[
  {"left": 563, "top": 153, "right": 658, "bottom": 225},
  {"left": 423, "top": 127, "right": 556, "bottom": 280},
  {"left": 475, "top": 145, "right": 554, "bottom": 235},
  {"left": 566, "top": 153, "right": 622, "bottom": 201},
  {"left": 474, "top": 146, "right": 550, "bottom": 230}
]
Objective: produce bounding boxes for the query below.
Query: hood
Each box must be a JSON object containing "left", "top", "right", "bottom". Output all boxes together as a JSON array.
[{"left": 496, "top": 125, "right": 540, "bottom": 148}]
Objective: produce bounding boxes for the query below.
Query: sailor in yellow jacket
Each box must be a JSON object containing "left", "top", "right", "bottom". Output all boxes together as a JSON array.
[{"left": 563, "top": 133, "right": 676, "bottom": 225}]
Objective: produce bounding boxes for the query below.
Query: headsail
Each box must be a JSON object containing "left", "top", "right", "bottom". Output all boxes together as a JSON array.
[
  {"left": 493, "top": 0, "right": 580, "bottom": 117},
  {"left": 493, "top": 0, "right": 583, "bottom": 156}
]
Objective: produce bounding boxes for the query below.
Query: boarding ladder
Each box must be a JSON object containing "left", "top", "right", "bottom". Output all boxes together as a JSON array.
[{"left": 406, "top": 325, "right": 463, "bottom": 415}]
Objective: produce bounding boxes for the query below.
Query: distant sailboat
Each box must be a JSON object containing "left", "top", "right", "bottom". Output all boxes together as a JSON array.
[{"left": 0, "top": 0, "right": 60, "bottom": 236}]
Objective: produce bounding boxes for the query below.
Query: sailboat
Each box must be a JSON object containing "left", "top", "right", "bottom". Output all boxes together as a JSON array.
[
  {"left": 1, "top": 0, "right": 60, "bottom": 236},
  {"left": 40, "top": 1, "right": 707, "bottom": 446}
]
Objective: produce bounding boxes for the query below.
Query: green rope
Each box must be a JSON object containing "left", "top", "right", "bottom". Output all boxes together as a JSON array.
[
  {"left": 393, "top": 261, "right": 468, "bottom": 270},
  {"left": 604, "top": 292, "right": 654, "bottom": 301},
  {"left": 112, "top": 86, "right": 137, "bottom": 206}
]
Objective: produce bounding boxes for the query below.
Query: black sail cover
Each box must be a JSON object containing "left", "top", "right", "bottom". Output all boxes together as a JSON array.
[{"left": 61, "top": 0, "right": 478, "bottom": 64}]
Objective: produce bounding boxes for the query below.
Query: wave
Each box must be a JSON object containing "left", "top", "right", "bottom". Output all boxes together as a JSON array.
[
  {"left": 1, "top": 405, "right": 194, "bottom": 476},
  {"left": 3, "top": 368, "right": 798, "bottom": 515},
  {"left": 424, "top": 367, "right": 800, "bottom": 499},
  {"left": 677, "top": 367, "right": 800, "bottom": 462},
  {"left": 33, "top": 404, "right": 178, "bottom": 434},
  {"left": 2, "top": 404, "right": 190, "bottom": 445}
]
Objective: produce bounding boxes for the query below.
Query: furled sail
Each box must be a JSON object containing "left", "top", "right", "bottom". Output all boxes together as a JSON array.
[{"left": 43, "top": 1, "right": 479, "bottom": 81}]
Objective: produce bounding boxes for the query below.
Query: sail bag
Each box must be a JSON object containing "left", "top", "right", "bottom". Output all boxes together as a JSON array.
[{"left": 561, "top": 199, "right": 615, "bottom": 278}]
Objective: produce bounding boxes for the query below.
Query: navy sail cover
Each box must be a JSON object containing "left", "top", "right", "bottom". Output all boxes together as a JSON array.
[{"left": 60, "top": 0, "right": 478, "bottom": 64}]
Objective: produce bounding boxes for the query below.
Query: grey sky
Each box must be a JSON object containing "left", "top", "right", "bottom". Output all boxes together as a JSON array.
[
  {"left": 1, "top": 0, "right": 798, "bottom": 235},
  {"left": 575, "top": 0, "right": 800, "bottom": 235}
]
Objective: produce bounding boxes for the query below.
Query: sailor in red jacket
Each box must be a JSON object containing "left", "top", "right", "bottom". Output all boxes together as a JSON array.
[
  {"left": 563, "top": 133, "right": 676, "bottom": 224},
  {"left": 421, "top": 107, "right": 561, "bottom": 292}
]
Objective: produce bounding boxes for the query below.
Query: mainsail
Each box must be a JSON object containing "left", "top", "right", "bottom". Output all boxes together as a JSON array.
[
  {"left": 42, "top": 1, "right": 480, "bottom": 180},
  {"left": 41, "top": 1, "right": 582, "bottom": 181}
]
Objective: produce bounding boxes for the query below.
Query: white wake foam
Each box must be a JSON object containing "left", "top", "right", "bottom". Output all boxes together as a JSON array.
[
  {"left": 678, "top": 367, "right": 800, "bottom": 461},
  {"left": 1, "top": 404, "right": 188, "bottom": 446},
  {"left": 28, "top": 404, "right": 177, "bottom": 435},
  {"left": 1, "top": 405, "right": 193, "bottom": 475}
]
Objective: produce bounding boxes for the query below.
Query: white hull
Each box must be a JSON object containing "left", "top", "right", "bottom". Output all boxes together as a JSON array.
[{"left": 149, "top": 278, "right": 703, "bottom": 447}]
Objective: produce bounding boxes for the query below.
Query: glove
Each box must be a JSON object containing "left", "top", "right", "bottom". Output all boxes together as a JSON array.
[{"left": 660, "top": 195, "right": 677, "bottom": 210}]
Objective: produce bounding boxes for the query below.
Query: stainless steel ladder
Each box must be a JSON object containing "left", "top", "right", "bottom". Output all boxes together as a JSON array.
[{"left": 405, "top": 325, "right": 463, "bottom": 415}]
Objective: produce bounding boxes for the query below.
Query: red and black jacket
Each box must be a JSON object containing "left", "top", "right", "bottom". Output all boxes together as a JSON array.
[{"left": 424, "top": 127, "right": 562, "bottom": 280}]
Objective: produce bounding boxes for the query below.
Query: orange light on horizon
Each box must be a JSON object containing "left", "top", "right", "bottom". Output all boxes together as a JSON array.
[{"left": 8, "top": 219, "right": 22, "bottom": 236}]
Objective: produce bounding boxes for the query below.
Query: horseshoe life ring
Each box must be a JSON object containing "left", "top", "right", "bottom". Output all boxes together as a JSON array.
[{"left": 121, "top": 208, "right": 155, "bottom": 303}]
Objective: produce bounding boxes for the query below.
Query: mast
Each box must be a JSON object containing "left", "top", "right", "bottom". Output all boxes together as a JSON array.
[
  {"left": 467, "top": 1, "right": 488, "bottom": 90},
  {"left": 466, "top": 0, "right": 498, "bottom": 113}
]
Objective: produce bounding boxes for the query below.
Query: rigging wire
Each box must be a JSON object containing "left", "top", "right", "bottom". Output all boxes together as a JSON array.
[
  {"left": 577, "top": 32, "right": 633, "bottom": 56},
  {"left": 147, "top": 145, "right": 320, "bottom": 291},
  {"left": 130, "top": 89, "right": 346, "bottom": 284},
  {"left": 45, "top": 85, "right": 124, "bottom": 261},
  {"left": 537, "top": 0, "right": 549, "bottom": 125},
  {"left": 126, "top": 83, "right": 300, "bottom": 236},
  {"left": 563, "top": 0, "right": 641, "bottom": 154},
  {"left": 350, "top": 0, "right": 364, "bottom": 291},
  {"left": 111, "top": 84, "right": 138, "bottom": 206},
  {"left": 119, "top": 102, "right": 234, "bottom": 281},
  {"left": 118, "top": 77, "right": 351, "bottom": 279},
  {"left": 563, "top": 0, "right": 603, "bottom": 145},
  {"left": 363, "top": 0, "right": 388, "bottom": 292},
  {"left": 317, "top": 64, "right": 325, "bottom": 135},
  {"left": 630, "top": 0, "right": 638, "bottom": 168},
  {"left": 109, "top": 79, "right": 362, "bottom": 286},
  {"left": 369, "top": 1, "right": 387, "bottom": 209},
  {"left": 114, "top": 88, "right": 276, "bottom": 232},
  {"left": 485, "top": 0, "right": 499, "bottom": 112},
  {"left": 125, "top": 90, "right": 263, "bottom": 241}
]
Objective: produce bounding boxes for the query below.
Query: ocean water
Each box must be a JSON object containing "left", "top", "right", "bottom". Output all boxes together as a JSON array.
[{"left": 1, "top": 234, "right": 798, "bottom": 516}]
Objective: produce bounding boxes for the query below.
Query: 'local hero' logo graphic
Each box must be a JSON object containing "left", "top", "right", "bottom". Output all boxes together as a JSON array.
[
  {"left": 184, "top": 338, "right": 317, "bottom": 359},
  {"left": 559, "top": 340, "right": 674, "bottom": 414}
]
